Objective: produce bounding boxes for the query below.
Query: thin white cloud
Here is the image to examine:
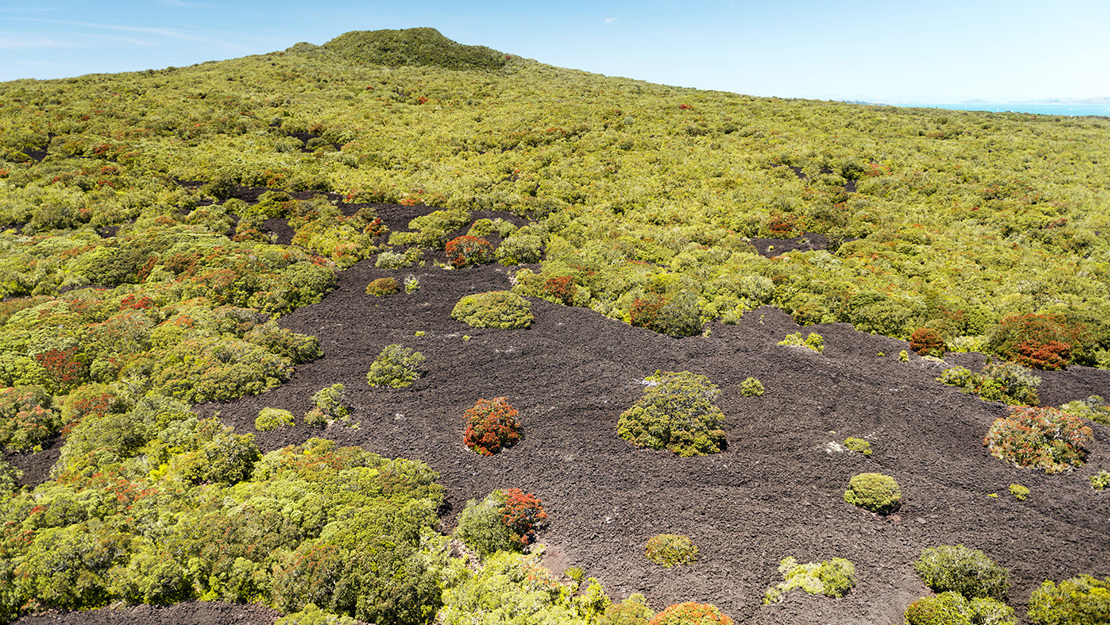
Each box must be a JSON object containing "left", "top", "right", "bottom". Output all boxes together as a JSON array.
[
  {"left": 14, "top": 18, "right": 234, "bottom": 48},
  {"left": 604, "top": 17, "right": 618, "bottom": 24},
  {"left": 0, "top": 37, "right": 79, "bottom": 49}
]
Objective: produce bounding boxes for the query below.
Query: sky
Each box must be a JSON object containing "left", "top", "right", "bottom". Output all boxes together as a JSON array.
[{"left": 2, "top": 0, "right": 1108, "bottom": 104}]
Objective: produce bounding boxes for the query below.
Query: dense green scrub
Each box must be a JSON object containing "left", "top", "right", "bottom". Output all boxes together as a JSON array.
[{"left": 2, "top": 30, "right": 1109, "bottom": 361}]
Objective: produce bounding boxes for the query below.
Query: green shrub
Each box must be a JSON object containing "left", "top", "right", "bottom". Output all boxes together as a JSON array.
[
  {"left": 496, "top": 234, "right": 543, "bottom": 265},
  {"left": 1028, "top": 574, "right": 1110, "bottom": 625},
  {"left": 375, "top": 248, "right": 423, "bottom": 269},
  {"left": 844, "top": 437, "right": 872, "bottom": 456},
  {"left": 647, "top": 602, "right": 734, "bottom": 625},
  {"left": 388, "top": 209, "right": 471, "bottom": 249},
  {"left": 644, "top": 534, "right": 698, "bottom": 568},
  {"left": 451, "top": 291, "right": 533, "bottom": 329},
  {"left": 844, "top": 472, "right": 901, "bottom": 514},
  {"left": 763, "top": 556, "right": 856, "bottom": 604},
  {"left": 1009, "top": 483, "right": 1029, "bottom": 501},
  {"left": 618, "top": 370, "right": 726, "bottom": 457},
  {"left": 366, "top": 344, "right": 425, "bottom": 388},
  {"left": 905, "top": 592, "right": 1016, "bottom": 625},
  {"left": 463, "top": 397, "right": 521, "bottom": 455},
  {"left": 255, "top": 407, "right": 295, "bottom": 431},
  {"left": 0, "top": 458, "right": 21, "bottom": 496},
  {"left": 445, "top": 235, "right": 495, "bottom": 268},
  {"left": 0, "top": 385, "right": 60, "bottom": 451},
  {"left": 455, "top": 488, "right": 547, "bottom": 556},
  {"left": 939, "top": 362, "right": 1041, "bottom": 406},
  {"left": 630, "top": 291, "right": 702, "bottom": 337},
  {"left": 740, "top": 377, "right": 764, "bottom": 397},
  {"left": 365, "top": 277, "right": 400, "bottom": 296},
  {"left": 275, "top": 603, "right": 358, "bottom": 625},
  {"left": 1060, "top": 395, "right": 1110, "bottom": 426},
  {"left": 598, "top": 594, "right": 655, "bottom": 625},
  {"left": 304, "top": 383, "right": 351, "bottom": 427},
  {"left": 404, "top": 275, "right": 420, "bottom": 293},
  {"left": 778, "top": 332, "right": 825, "bottom": 353},
  {"left": 1091, "top": 470, "right": 1110, "bottom": 490},
  {"left": 913, "top": 545, "right": 1011, "bottom": 601},
  {"left": 984, "top": 406, "right": 1092, "bottom": 473}
]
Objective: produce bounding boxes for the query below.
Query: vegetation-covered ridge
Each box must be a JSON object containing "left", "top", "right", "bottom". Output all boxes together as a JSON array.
[{"left": 1, "top": 29, "right": 1109, "bottom": 366}]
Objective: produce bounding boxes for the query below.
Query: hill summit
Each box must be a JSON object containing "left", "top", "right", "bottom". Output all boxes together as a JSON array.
[{"left": 322, "top": 27, "right": 509, "bottom": 71}]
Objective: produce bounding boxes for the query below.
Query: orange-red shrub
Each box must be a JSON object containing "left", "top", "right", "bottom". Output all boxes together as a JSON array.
[
  {"left": 499, "top": 488, "right": 547, "bottom": 547},
  {"left": 463, "top": 397, "right": 521, "bottom": 455},
  {"left": 648, "top": 602, "right": 734, "bottom": 625},
  {"left": 909, "top": 328, "right": 945, "bottom": 356},
  {"left": 988, "top": 313, "right": 1086, "bottom": 370},
  {"left": 445, "top": 235, "right": 494, "bottom": 268}
]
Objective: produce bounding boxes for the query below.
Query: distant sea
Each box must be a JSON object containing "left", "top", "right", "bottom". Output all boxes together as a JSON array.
[{"left": 898, "top": 102, "right": 1110, "bottom": 117}]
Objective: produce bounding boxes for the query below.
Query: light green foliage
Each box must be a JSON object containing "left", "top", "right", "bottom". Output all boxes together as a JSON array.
[
  {"left": 1028, "top": 574, "right": 1110, "bottom": 625},
  {"left": 938, "top": 362, "right": 1041, "bottom": 406},
  {"left": 367, "top": 344, "right": 425, "bottom": 388},
  {"left": 913, "top": 545, "right": 1011, "bottom": 601},
  {"left": 304, "top": 383, "right": 352, "bottom": 427},
  {"left": 497, "top": 233, "right": 544, "bottom": 265},
  {"left": 740, "top": 377, "right": 764, "bottom": 397},
  {"left": 389, "top": 210, "right": 472, "bottom": 249},
  {"left": 0, "top": 385, "right": 59, "bottom": 451},
  {"left": 376, "top": 248, "right": 424, "bottom": 269},
  {"left": 618, "top": 370, "right": 726, "bottom": 457},
  {"left": 904, "top": 592, "right": 1016, "bottom": 625},
  {"left": 439, "top": 550, "right": 608, "bottom": 625},
  {"left": 644, "top": 534, "right": 698, "bottom": 568},
  {"left": 778, "top": 332, "right": 824, "bottom": 353},
  {"left": 1091, "top": 470, "right": 1110, "bottom": 490},
  {"left": 763, "top": 556, "right": 856, "bottom": 604},
  {"left": 404, "top": 275, "right": 420, "bottom": 293},
  {"left": 900, "top": 350, "right": 910, "bottom": 362},
  {"left": 256, "top": 407, "right": 295, "bottom": 431},
  {"left": 1060, "top": 395, "right": 1110, "bottom": 425},
  {"left": 275, "top": 604, "right": 358, "bottom": 625},
  {"left": 598, "top": 594, "right": 655, "bottom": 625},
  {"left": 0, "top": 457, "right": 21, "bottom": 496},
  {"left": 1009, "top": 484, "right": 1029, "bottom": 501},
  {"left": 454, "top": 493, "right": 518, "bottom": 556},
  {"left": 844, "top": 472, "right": 901, "bottom": 514},
  {"left": 843, "top": 437, "right": 872, "bottom": 456},
  {"left": 451, "top": 291, "right": 534, "bottom": 329}
]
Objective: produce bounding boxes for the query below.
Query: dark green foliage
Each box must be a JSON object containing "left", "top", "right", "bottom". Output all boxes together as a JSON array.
[
  {"left": 914, "top": 545, "right": 1011, "bottom": 601},
  {"left": 324, "top": 28, "right": 508, "bottom": 71},
  {"left": 0, "top": 457, "right": 21, "bottom": 496},
  {"left": 618, "top": 370, "right": 726, "bottom": 456},
  {"left": 1028, "top": 575, "right": 1110, "bottom": 625},
  {"left": 451, "top": 291, "right": 533, "bottom": 329},
  {"left": 367, "top": 344, "right": 425, "bottom": 388},
  {"left": 496, "top": 233, "right": 543, "bottom": 265},
  {"left": 149, "top": 336, "right": 293, "bottom": 403},
  {"left": 844, "top": 472, "right": 901, "bottom": 514},
  {"left": 905, "top": 592, "right": 1015, "bottom": 625},
  {"left": 388, "top": 210, "right": 472, "bottom": 249}
]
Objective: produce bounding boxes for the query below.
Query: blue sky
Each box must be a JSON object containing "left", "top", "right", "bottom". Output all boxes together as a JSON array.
[{"left": 2, "top": 0, "right": 1107, "bottom": 103}]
